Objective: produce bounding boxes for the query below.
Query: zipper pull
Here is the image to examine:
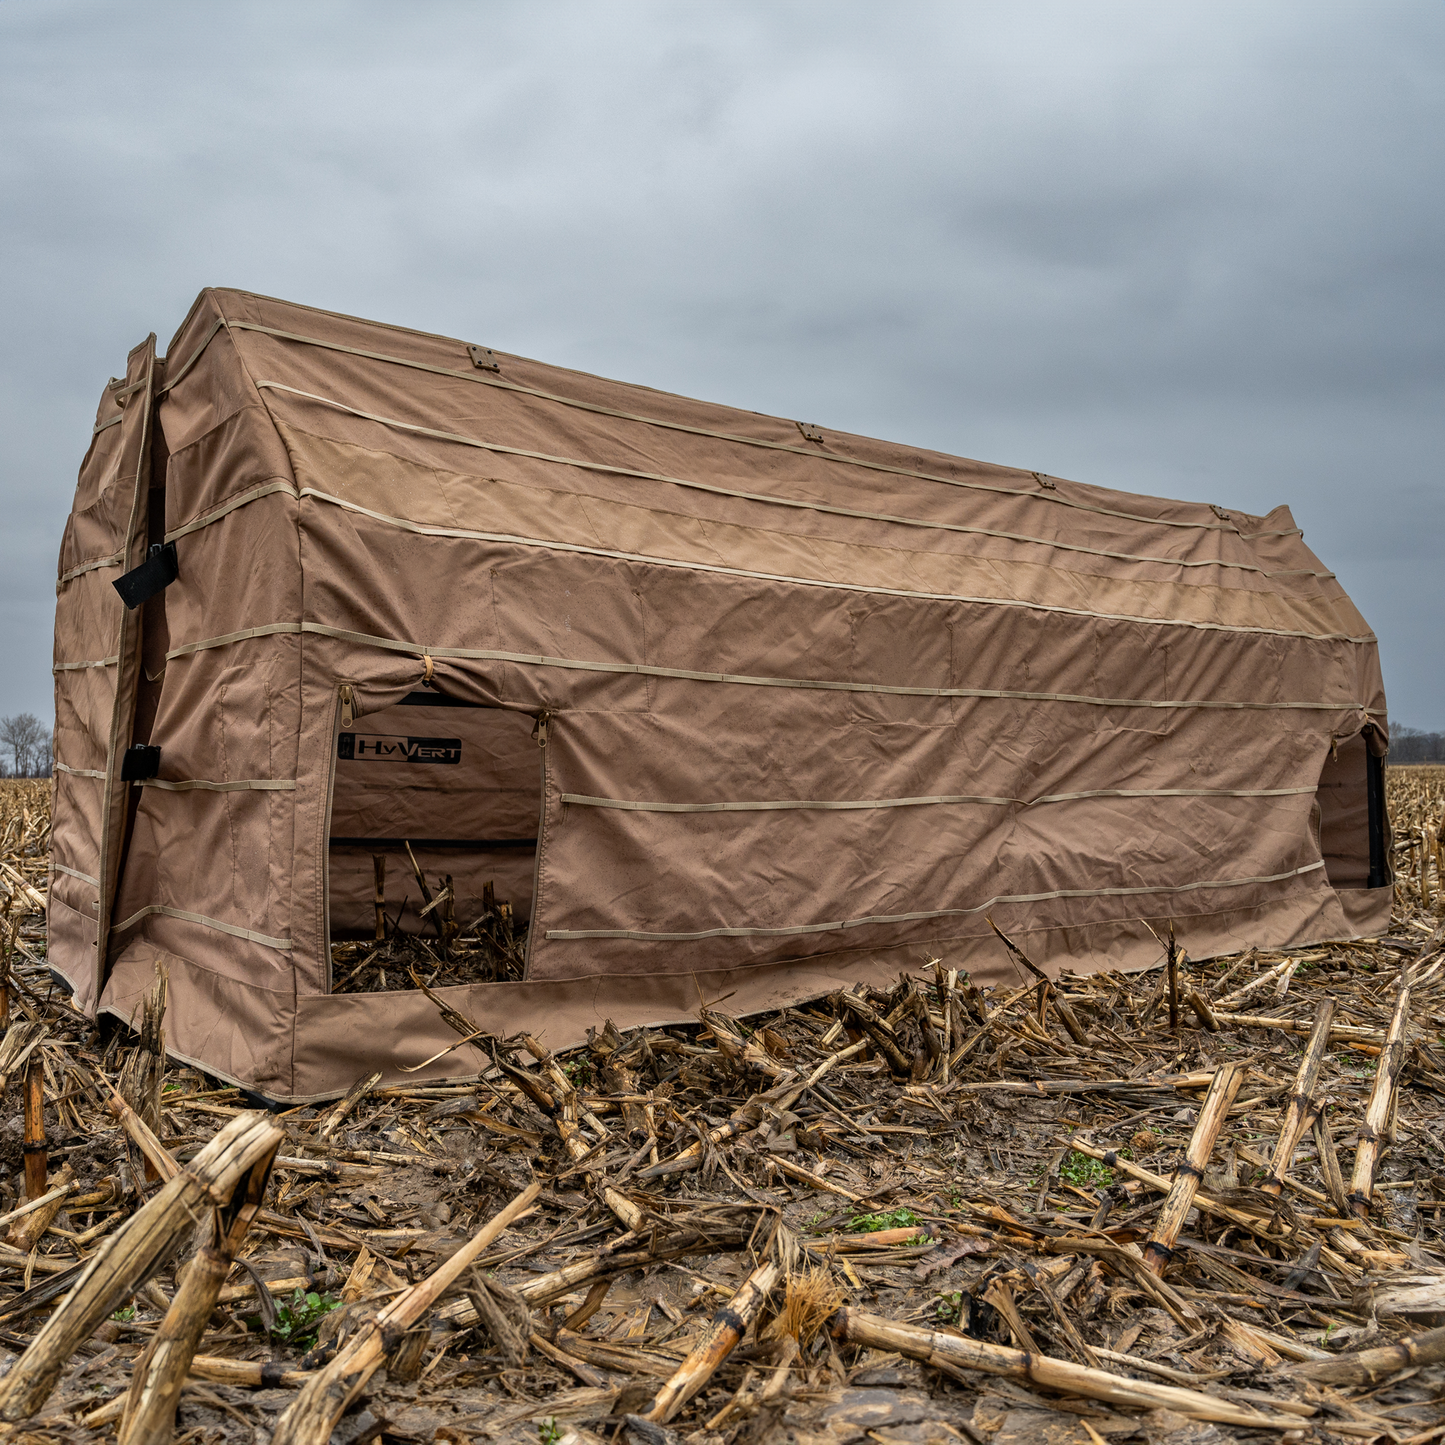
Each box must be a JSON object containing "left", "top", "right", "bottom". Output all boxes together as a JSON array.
[
  {"left": 533, "top": 710, "right": 550, "bottom": 748},
  {"left": 339, "top": 683, "right": 355, "bottom": 729}
]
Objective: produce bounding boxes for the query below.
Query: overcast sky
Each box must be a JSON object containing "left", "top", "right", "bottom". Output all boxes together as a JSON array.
[{"left": 2, "top": 1, "right": 1441, "bottom": 728}]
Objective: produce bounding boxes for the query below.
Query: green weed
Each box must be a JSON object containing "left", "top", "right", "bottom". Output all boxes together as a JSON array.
[
  {"left": 848, "top": 1207, "right": 919, "bottom": 1233},
  {"left": 253, "top": 1289, "right": 341, "bottom": 1350},
  {"left": 1059, "top": 1150, "right": 1113, "bottom": 1188}
]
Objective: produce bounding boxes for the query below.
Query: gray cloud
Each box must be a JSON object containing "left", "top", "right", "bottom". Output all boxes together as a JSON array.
[{"left": 2, "top": 0, "right": 1441, "bottom": 721}]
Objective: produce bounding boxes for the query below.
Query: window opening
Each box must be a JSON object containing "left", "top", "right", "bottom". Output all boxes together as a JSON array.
[
  {"left": 326, "top": 692, "right": 540, "bottom": 992},
  {"left": 1315, "top": 730, "right": 1391, "bottom": 891}
]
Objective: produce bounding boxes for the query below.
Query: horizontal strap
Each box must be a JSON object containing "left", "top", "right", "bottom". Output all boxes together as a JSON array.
[
  {"left": 544, "top": 860, "right": 1327, "bottom": 941},
  {"left": 165, "top": 478, "right": 300, "bottom": 543},
  {"left": 55, "top": 762, "right": 107, "bottom": 780},
  {"left": 164, "top": 622, "right": 302, "bottom": 660},
  {"left": 562, "top": 786, "right": 1320, "bottom": 814},
  {"left": 111, "top": 903, "right": 292, "bottom": 951},
  {"left": 140, "top": 777, "right": 297, "bottom": 792},
  {"left": 237, "top": 322, "right": 1302, "bottom": 540},
  {"left": 253, "top": 380, "right": 1328, "bottom": 583},
  {"left": 92, "top": 412, "right": 124, "bottom": 435},
  {"left": 57, "top": 552, "right": 124, "bottom": 587},
  {"left": 52, "top": 862, "right": 100, "bottom": 887},
  {"left": 166, "top": 618, "right": 1384, "bottom": 715},
  {"left": 1028, "top": 785, "right": 1317, "bottom": 805},
  {"left": 563, "top": 792, "right": 1015, "bottom": 813},
  {"left": 53, "top": 655, "right": 119, "bottom": 672},
  {"left": 330, "top": 835, "right": 536, "bottom": 849},
  {"left": 272, "top": 478, "right": 1367, "bottom": 643},
  {"left": 158, "top": 316, "right": 226, "bottom": 395}
]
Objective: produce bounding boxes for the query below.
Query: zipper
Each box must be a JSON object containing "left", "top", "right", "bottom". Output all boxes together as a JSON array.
[
  {"left": 321, "top": 683, "right": 352, "bottom": 990},
  {"left": 522, "top": 710, "right": 551, "bottom": 980}
]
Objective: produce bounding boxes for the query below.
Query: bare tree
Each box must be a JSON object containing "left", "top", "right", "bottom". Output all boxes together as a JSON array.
[
  {"left": 1391, "top": 723, "right": 1445, "bottom": 764},
  {"left": 0, "top": 714, "right": 48, "bottom": 777}
]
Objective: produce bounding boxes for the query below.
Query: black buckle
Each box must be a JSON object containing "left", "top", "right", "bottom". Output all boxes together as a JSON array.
[
  {"left": 113, "top": 542, "right": 178, "bottom": 610},
  {"left": 120, "top": 744, "right": 161, "bottom": 781}
]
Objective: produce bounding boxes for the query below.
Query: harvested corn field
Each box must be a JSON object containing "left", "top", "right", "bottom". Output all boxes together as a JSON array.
[
  {"left": 328, "top": 851, "right": 530, "bottom": 992},
  {"left": 1, "top": 774, "right": 1445, "bottom": 1444},
  {"left": 1392, "top": 766, "right": 1445, "bottom": 913}
]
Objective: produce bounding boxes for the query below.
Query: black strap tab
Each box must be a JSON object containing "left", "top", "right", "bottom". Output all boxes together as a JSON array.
[
  {"left": 120, "top": 744, "right": 161, "bottom": 781},
  {"left": 113, "top": 542, "right": 178, "bottom": 610}
]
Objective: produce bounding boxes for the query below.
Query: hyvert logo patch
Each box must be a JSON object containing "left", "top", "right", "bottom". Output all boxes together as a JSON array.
[{"left": 337, "top": 733, "right": 462, "bottom": 764}]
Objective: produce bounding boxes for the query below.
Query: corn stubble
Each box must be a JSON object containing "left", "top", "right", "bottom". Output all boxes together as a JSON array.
[{"left": 0, "top": 771, "right": 1441, "bottom": 1444}]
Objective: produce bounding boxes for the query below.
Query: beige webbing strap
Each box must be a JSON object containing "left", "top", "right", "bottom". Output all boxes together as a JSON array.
[
  {"left": 139, "top": 778, "right": 297, "bottom": 793},
  {"left": 157, "top": 316, "right": 226, "bottom": 395},
  {"left": 248, "top": 382, "right": 1326, "bottom": 582},
  {"left": 159, "top": 618, "right": 1383, "bottom": 713},
  {"left": 54, "top": 762, "right": 107, "bottom": 781},
  {"left": 422, "top": 652, "right": 434, "bottom": 685},
  {"left": 57, "top": 551, "right": 125, "bottom": 587},
  {"left": 558, "top": 785, "right": 1317, "bottom": 815},
  {"left": 110, "top": 903, "right": 293, "bottom": 951},
  {"left": 264, "top": 480, "right": 1367, "bottom": 644},
  {"left": 52, "top": 862, "right": 101, "bottom": 888},
  {"left": 234, "top": 321, "right": 1306, "bottom": 538}
]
